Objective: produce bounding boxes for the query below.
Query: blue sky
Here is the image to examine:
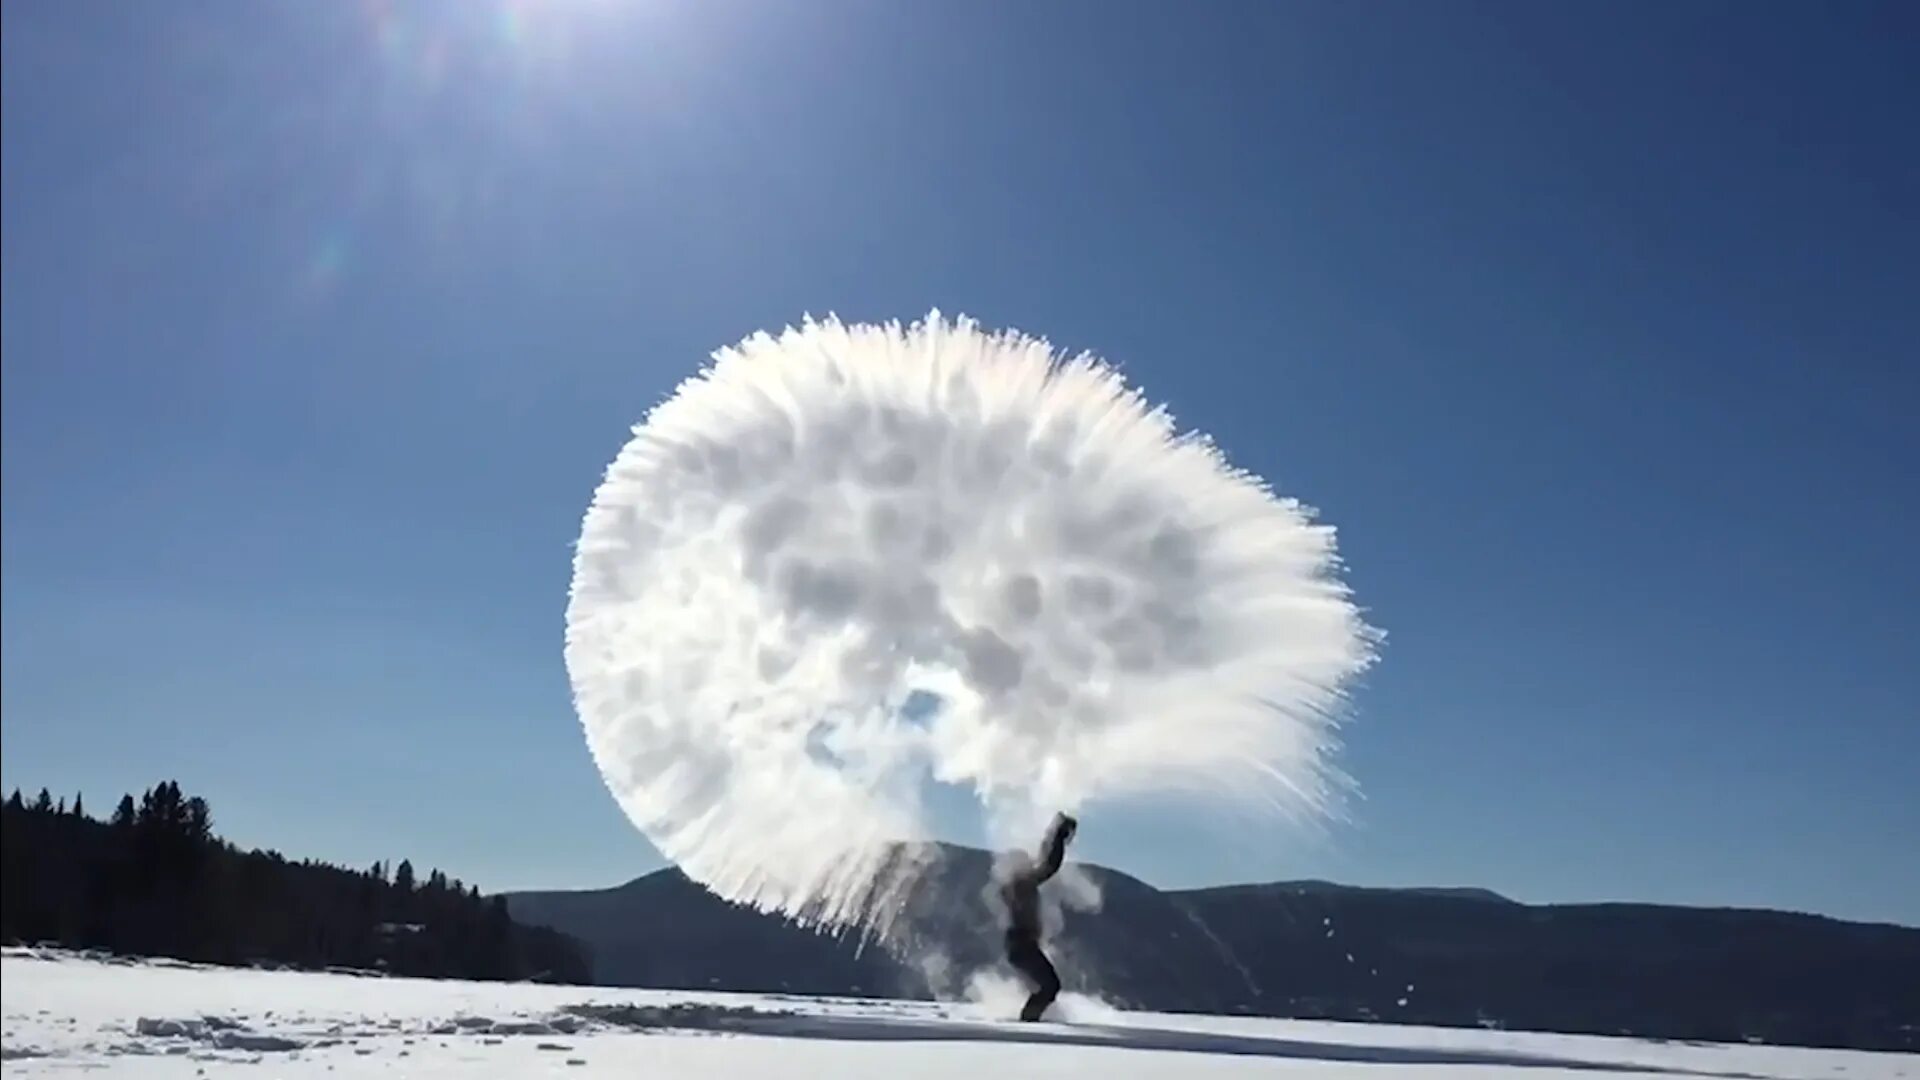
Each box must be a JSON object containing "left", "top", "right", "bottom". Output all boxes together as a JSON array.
[{"left": 3, "top": 1, "right": 1915, "bottom": 925}]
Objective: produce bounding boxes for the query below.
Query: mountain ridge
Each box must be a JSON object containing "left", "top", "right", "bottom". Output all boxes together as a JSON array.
[{"left": 506, "top": 843, "right": 1920, "bottom": 1052}]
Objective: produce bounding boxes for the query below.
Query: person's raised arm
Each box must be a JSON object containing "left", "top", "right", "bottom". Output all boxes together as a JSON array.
[{"left": 1033, "top": 813, "right": 1077, "bottom": 883}]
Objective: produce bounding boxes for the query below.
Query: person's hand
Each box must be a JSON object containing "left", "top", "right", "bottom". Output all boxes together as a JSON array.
[{"left": 1055, "top": 813, "right": 1078, "bottom": 842}]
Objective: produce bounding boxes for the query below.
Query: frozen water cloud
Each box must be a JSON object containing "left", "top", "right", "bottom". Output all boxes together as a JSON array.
[{"left": 565, "top": 312, "right": 1379, "bottom": 938}]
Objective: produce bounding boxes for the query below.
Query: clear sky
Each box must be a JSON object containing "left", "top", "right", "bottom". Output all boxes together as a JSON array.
[{"left": 4, "top": 1, "right": 1915, "bottom": 926}]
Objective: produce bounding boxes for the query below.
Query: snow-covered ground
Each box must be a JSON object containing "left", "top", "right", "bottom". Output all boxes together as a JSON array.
[{"left": 2, "top": 948, "right": 1910, "bottom": 1078}]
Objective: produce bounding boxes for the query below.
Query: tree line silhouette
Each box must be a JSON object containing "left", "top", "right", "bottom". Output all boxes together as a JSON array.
[{"left": 2, "top": 781, "right": 588, "bottom": 983}]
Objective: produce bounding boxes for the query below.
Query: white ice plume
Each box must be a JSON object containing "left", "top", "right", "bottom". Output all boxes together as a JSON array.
[{"left": 565, "top": 312, "right": 1378, "bottom": 938}]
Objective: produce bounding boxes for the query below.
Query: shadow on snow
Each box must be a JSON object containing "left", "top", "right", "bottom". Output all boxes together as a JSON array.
[{"left": 567, "top": 1002, "right": 1765, "bottom": 1077}]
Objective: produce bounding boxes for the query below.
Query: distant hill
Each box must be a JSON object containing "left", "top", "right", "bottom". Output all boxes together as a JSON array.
[
  {"left": 507, "top": 843, "right": 1919, "bottom": 1053},
  {"left": 1242, "top": 880, "right": 1518, "bottom": 905}
]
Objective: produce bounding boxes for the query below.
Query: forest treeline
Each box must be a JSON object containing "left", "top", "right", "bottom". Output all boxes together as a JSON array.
[{"left": 1, "top": 781, "right": 588, "bottom": 983}]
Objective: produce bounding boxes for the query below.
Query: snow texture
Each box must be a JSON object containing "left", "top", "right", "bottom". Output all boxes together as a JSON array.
[
  {"left": 565, "top": 313, "right": 1380, "bottom": 937},
  {"left": 5, "top": 949, "right": 1909, "bottom": 1079}
]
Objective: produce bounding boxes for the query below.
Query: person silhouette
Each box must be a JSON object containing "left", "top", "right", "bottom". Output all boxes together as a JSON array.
[{"left": 997, "top": 812, "right": 1076, "bottom": 1021}]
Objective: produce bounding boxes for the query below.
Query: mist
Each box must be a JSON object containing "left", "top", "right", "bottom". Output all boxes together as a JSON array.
[{"left": 564, "top": 312, "right": 1378, "bottom": 940}]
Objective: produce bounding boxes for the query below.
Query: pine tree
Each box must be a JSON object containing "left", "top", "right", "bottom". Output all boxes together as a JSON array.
[
  {"left": 184, "top": 797, "right": 213, "bottom": 842},
  {"left": 56, "top": 796, "right": 67, "bottom": 815},
  {"left": 0, "top": 778, "right": 591, "bottom": 987}
]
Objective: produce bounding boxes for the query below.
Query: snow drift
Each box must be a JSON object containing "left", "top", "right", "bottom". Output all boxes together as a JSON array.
[{"left": 564, "top": 313, "right": 1378, "bottom": 938}]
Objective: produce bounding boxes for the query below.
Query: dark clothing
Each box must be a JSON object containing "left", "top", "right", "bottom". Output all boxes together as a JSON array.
[
  {"left": 1005, "top": 930, "right": 1060, "bottom": 1022},
  {"left": 999, "top": 818, "right": 1071, "bottom": 938},
  {"left": 999, "top": 816, "right": 1074, "bottom": 1021}
]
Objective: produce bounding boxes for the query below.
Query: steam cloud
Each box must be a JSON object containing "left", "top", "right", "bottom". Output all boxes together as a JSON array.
[{"left": 565, "top": 313, "right": 1377, "bottom": 939}]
